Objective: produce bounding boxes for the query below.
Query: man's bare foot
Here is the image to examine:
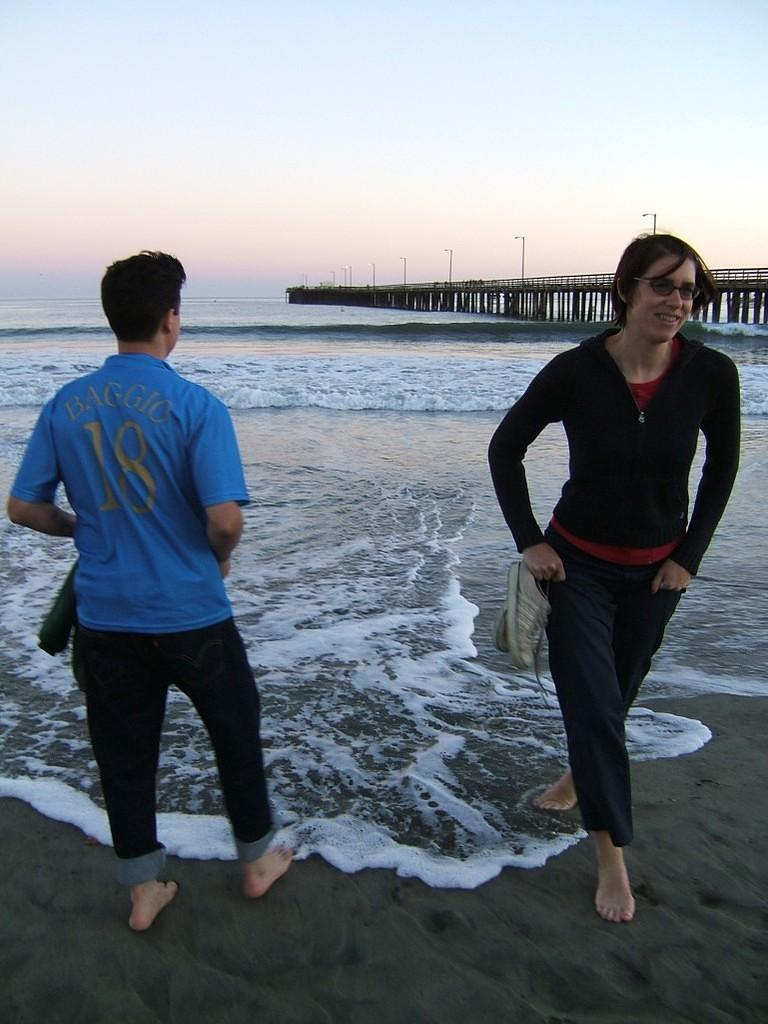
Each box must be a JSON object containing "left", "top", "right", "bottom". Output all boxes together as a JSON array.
[
  {"left": 593, "top": 832, "right": 635, "bottom": 923},
  {"left": 128, "top": 879, "right": 179, "bottom": 931},
  {"left": 242, "top": 845, "right": 293, "bottom": 899},
  {"left": 533, "top": 769, "right": 577, "bottom": 811}
]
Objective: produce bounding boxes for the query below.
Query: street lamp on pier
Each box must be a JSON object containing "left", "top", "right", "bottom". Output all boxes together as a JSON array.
[
  {"left": 642, "top": 212, "right": 657, "bottom": 234},
  {"left": 400, "top": 256, "right": 407, "bottom": 286},
  {"left": 342, "top": 266, "right": 349, "bottom": 287},
  {"left": 370, "top": 263, "right": 376, "bottom": 288},
  {"left": 331, "top": 271, "right": 336, "bottom": 285},
  {"left": 514, "top": 235, "right": 526, "bottom": 281},
  {"left": 444, "top": 248, "right": 453, "bottom": 283}
]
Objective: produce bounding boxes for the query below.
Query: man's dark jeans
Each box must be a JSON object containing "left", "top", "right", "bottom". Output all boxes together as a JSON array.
[
  {"left": 545, "top": 528, "right": 682, "bottom": 847},
  {"left": 79, "top": 617, "right": 273, "bottom": 884}
]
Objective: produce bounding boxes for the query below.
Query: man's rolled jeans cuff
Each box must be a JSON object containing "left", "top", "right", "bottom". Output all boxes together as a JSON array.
[
  {"left": 116, "top": 845, "right": 166, "bottom": 887},
  {"left": 236, "top": 827, "right": 276, "bottom": 863}
]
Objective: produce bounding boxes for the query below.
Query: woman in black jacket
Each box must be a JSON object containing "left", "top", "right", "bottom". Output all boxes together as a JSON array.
[{"left": 488, "top": 234, "right": 740, "bottom": 922}]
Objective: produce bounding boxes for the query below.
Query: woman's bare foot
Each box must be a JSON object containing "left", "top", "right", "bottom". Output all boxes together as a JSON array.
[
  {"left": 242, "top": 844, "right": 293, "bottom": 899},
  {"left": 128, "top": 879, "right": 179, "bottom": 931},
  {"left": 593, "top": 832, "right": 635, "bottom": 923},
  {"left": 533, "top": 769, "right": 577, "bottom": 811}
]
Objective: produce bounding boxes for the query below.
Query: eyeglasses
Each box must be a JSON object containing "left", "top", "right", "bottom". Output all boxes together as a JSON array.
[{"left": 634, "top": 277, "right": 700, "bottom": 301}]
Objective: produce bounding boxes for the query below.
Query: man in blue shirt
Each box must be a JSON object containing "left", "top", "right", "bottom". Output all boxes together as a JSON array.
[{"left": 8, "top": 252, "right": 291, "bottom": 930}]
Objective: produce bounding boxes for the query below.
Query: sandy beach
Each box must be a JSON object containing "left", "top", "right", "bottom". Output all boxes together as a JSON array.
[{"left": 1, "top": 692, "right": 765, "bottom": 1024}]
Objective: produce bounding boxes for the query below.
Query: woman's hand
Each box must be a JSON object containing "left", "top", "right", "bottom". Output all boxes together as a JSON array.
[
  {"left": 523, "top": 542, "right": 566, "bottom": 582},
  {"left": 651, "top": 558, "right": 691, "bottom": 593}
]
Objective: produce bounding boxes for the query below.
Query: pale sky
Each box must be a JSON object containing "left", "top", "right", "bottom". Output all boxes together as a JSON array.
[{"left": 2, "top": 0, "right": 766, "bottom": 297}]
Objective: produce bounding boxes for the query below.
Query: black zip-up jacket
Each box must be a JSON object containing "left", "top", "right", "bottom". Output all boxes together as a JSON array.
[{"left": 488, "top": 330, "right": 741, "bottom": 575}]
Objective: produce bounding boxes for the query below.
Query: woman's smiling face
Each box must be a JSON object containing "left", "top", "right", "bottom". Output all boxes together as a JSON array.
[{"left": 625, "top": 256, "right": 697, "bottom": 343}]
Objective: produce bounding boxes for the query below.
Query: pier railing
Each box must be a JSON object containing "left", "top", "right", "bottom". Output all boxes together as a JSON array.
[{"left": 286, "top": 268, "right": 768, "bottom": 324}]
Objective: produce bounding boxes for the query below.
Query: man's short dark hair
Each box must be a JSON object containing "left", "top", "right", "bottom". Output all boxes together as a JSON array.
[
  {"left": 611, "top": 234, "right": 715, "bottom": 326},
  {"left": 101, "top": 251, "right": 186, "bottom": 341}
]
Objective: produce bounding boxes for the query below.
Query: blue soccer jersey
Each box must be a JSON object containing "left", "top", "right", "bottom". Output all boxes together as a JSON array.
[{"left": 12, "top": 353, "right": 250, "bottom": 632}]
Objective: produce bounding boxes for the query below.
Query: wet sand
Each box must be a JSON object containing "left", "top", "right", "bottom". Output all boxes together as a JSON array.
[{"left": 2, "top": 694, "right": 766, "bottom": 1023}]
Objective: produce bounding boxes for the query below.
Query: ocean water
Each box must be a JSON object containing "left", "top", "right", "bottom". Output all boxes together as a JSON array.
[{"left": 1, "top": 297, "right": 766, "bottom": 888}]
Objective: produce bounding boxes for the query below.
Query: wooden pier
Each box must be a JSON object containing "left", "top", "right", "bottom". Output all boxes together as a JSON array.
[{"left": 286, "top": 268, "right": 768, "bottom": 324}]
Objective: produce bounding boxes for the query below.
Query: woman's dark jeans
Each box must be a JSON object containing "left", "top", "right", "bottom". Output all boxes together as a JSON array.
[
  {"left": 79, "top": 617, "right": 273, "bottom": 884},
  {"left": 545, "top": 529, "right": 682, "bottom": 846}
]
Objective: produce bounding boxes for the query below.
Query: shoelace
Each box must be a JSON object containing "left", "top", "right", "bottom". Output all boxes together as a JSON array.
[{"left": 522, "top": 579, "right": 553, "bottom": 707}]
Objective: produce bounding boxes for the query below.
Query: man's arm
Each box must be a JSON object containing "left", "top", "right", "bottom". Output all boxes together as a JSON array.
[
  {"left": 206, "top": 501, "right": 243, "bottom": 576},
  {"left": 7, "top": 496, "right": 76, "bottom": 537}
]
